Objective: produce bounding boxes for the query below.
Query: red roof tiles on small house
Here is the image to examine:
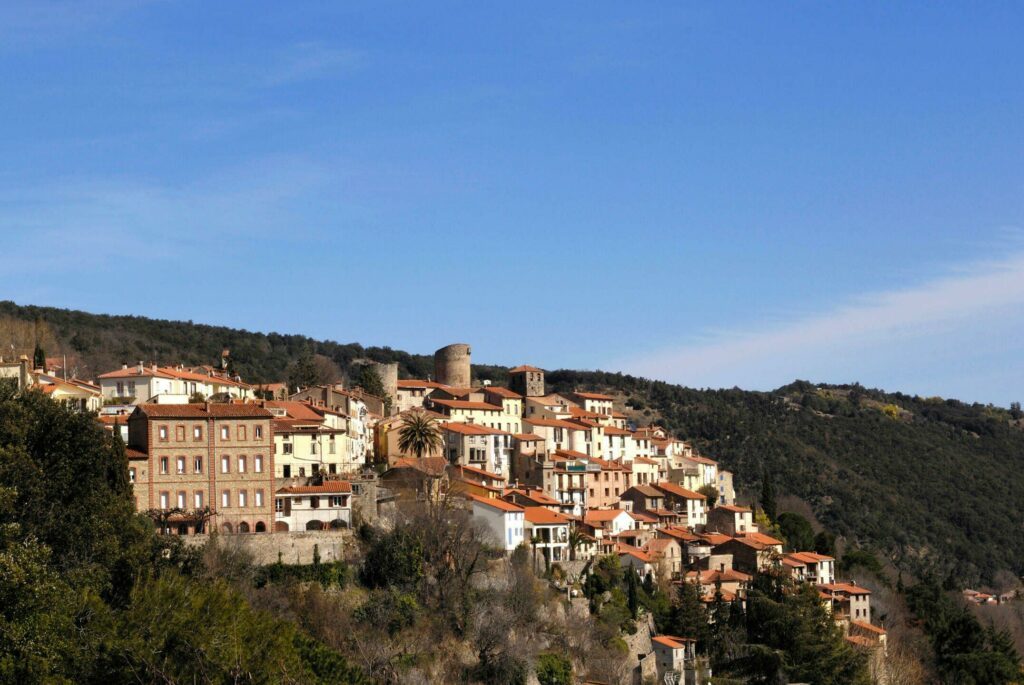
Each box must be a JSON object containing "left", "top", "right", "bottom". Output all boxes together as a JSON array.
[
  {"left": 654, "top": 481, "right": 706, "bottom": 500},
  {"left": 509, "top": 365, "right": 544, "bottom": 374},
  {"left": 277, "top": 482, "right": 352, "bottom": 495},
  {"left": 468, "top": 494, "right": 524, "bottom": 513},
  {"left": 524, "top": 507, "right": 570, "bottom": 525}
]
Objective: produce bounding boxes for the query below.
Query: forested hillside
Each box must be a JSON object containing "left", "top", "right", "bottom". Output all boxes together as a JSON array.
[{"left": 3, "top": 300, "right": 1022, "bottom": 585}]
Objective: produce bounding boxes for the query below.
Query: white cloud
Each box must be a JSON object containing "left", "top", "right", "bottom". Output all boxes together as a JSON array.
[{"left": 620, "top": 250, "right": 1024, "bottom": 402}]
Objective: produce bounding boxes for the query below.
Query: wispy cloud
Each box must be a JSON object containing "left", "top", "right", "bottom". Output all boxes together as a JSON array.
[
  {"left": 619, "top": 248, "right": 1024, "bottom": 401},
  {"left": 262, "top": 42, "right": 363, "bottom": 87}
]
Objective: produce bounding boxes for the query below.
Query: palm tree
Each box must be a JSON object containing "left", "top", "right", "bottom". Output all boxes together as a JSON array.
[
  {"left": 567, "top": 526, "right": 585, "bottom": 561},
  {"left": 398, "top": 411, "right": 443, "bottom": 460}
]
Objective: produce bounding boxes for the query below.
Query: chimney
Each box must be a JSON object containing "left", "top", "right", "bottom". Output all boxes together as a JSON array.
[
  {"left": 122, "top": 362, "right": 128, "bottom": 370},
  {"left": 719, "top": 562, "right": 725, "bottom": 572},
  {"left": 18, "top": 355, "right": 29, "bottom": 390},
  {"left": 151, "top": 363, "right": 158, "bottom": 372},
  {"left": 137, "top": 361, "right": 144, "bottom": 374}
]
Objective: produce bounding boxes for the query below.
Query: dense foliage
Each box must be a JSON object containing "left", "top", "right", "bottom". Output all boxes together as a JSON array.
[{"left": 906, "top": 578, "right": 1021, "bottom": 683}]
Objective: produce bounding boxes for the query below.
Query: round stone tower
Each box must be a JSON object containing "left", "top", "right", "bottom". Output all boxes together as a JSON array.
[
  {"left": 434, "top": 343, "right": 472, "bottom": 388},
  {"left": 371, "top": 362, "right": 399, "bottom": 402}
]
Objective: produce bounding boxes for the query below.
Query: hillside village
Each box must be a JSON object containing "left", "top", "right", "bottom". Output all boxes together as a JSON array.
[{"left": 0, "top": 340, "right": 898, "bottom": 684}]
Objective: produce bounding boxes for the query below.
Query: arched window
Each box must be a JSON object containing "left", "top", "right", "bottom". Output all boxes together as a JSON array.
[
  {"left": 238, "top": 521, "right": 250, "bottom": 533},
  {"left": 221, "top": 522, "right": 233, "bottom": 533},
  {"left": 254, "top": 521, "right": 266, "bottom": 533}
]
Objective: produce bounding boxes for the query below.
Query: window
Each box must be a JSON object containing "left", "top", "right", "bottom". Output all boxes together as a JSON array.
[
  {"left": 129, "top": 467, "right": 136, "bottom": 483},
  {"left": 311, "top": 441, "right": 318, "bottom": 455},
  {"left": 116, "top": 381, "right": 124, "bottom": 396},
  {"left": 283, "top": 443, "right": 293, "bottom": 455},
  {"left": 237, "top": 426, "right": 247, "bottom": 441},
  {"left": 254, "top": 426, "right": 263, "bottom": 440},
  {"left": 275, "top": 498, "right": 284, "bottom": 512},
  {"left": 238, "top": 490, "right": 247, "bottom": 507},
  {"left": 194, "top": 456, "right": 203, "bottom": 473},
  {"left": 310, "top": 496, "right": 320, "bottom": 509},
  {"left": 194, "top": 491, "right": 204, "bottom": 508},
  {"left": 159, "top": 457, "right": 168, "bottom": 474},
  {"left": 221, "top": 490, "right": 230, "bottom": 508},
  {"left": 176, "top": 456, "right": 186, "bottom": 474},
  {"left": 193, "top": 425, "right": 203, "bottom": 441},
  {"left": 283, "top": 465, "right": 291, "bottom": 478},
  {"left": 159, "top": 426, "right": 168, "bottom": 441},
  {"left": 330, "top": 496, "right": 345, "bottom": 507},
  {"left": 255, "top": 490, "right": 264, "bottom": 507},
  {"left": 221, "top": 456, "right": 230, "bottom": 473},
  {"left": 175, "top": 425, "right": 185, "bottom": 441},
  {"left": 220, "top": 426, "right": 229, "bottom": 440},
  {"left": 128, "top": 381, "right": 136, "bottom": 396},
  {"left": 254, "top": 455, "right": 263, "bottom": 473},
  {"left": 329, "top": 437, "right": 336, "bottom": 454},
  {"left": 177, "top": 491, "right": 186, "bottom": 509},
  {"left": 159, "top": 491, "right": 169, "bottom": 509},
  {"left": 238, "top": 455, "right": 247, "bottom": 473}
]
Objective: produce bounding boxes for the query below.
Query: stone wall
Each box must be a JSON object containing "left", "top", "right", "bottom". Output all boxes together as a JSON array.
[{"left": 183, "top": 530, "right": 352, "bottom": 566}]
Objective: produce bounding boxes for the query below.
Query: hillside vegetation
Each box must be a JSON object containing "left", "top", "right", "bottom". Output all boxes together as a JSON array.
[{"left": 3, "top": 300, "right": 1022, "bottom": 585}]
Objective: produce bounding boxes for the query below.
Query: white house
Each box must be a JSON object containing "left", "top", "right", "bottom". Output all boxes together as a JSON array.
[
  {"left": 651, "top": 635, "right": 700, "bottom": 684},
  {"left": 470, "top": 495, "right": 525, "bottom": 552},
  {"left": 785, "top": 552, "right": 835, "bottom": 585},
  {"left": 523, "top": 507, "right": 570, "bottom": 565},
  {"left": 273, "top": 482, "right": 352, "bottom": 532},
  {"left": 583, "top": 508, "right": 635, "bottom": 537}
]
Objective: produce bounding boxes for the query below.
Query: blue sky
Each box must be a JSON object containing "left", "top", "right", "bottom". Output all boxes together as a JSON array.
[{"left": 2, "top": 2, "right": 1023, "bottom": 405}]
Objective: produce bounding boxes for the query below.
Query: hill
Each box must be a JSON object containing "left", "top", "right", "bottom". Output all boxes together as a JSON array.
[{"left": 2, "top": 300, "right": 1022, "bottom": 585}]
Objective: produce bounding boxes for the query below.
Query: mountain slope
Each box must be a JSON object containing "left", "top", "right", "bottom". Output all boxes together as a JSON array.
[{"left": 3, "top": 300, "right": 1022, "bottom": 584}]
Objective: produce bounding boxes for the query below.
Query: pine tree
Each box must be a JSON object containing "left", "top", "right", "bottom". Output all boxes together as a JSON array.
[{"left": 626, "top": 567, "right": 640, "bottom": 619}]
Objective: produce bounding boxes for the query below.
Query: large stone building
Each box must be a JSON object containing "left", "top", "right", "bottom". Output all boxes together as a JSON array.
[
  {"left": 127, "top": 403, "right": 275, "bottom": 534},
  {"left": 508, "top": 365, "right": 545, "bottom": 397}
]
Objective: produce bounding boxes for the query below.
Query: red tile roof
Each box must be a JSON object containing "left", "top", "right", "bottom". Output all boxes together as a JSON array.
[
  {"left": 573, "top": 391, "right": 615, "bottom": 400},
  {"left": 133, "top": 403, "right": 272, "bottom": 419},
  {"left": 652, "top": 635, "right": 694, "bottom": 649},
  {"left": 654, "top": 481, "right": 706, "bottom": 500},
  {"left": 468, "top": 494, "right": 524, "bottom": 513},
  {"left": 277, "top": 482, "right": 352, "bottom": 495},
  {"left": 524, "top": 507, "right": 570, "bottom": 525},
  {"left": 431, "top": 399, "right": 502, "bottom": 411},
  {"left": 484, "top": 386, "right": 522, "bottom": 399},
  {"left": 509, "top": 365, "right": 544, "bottom": 373}
]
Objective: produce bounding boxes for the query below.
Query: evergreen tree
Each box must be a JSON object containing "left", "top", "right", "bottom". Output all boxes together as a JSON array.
[
  {"left": 760, "top": 471, "right": 777, "bottom": 523},
  {"left": 626, "top": 567, "right": 640, "bottom": 619},
  {"left": 32, "top": 342, "right": 45, "bottom": 370}
]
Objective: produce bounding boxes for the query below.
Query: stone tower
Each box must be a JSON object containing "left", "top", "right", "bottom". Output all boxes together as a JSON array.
[
  {"left": 509, "top": 365, "right": 545, "bottom": 397},
  {"left": 371, "top": 362, "right": 399, "bottom": 403},
  {"left": 434, "top": 343, "right": 471, "bottom": 388}
]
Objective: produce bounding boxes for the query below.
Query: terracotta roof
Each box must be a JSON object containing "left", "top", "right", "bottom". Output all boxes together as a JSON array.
[
  {"left": 468, "top": 494, "right": 523, "bottom": 513},
  {"left": 696, "top": 532, "right": 731, "bottom": 546},
  {"left": 431, "top": 399, "right": 502, "bottom": 411},
  {"left": 658, "top": 526, "right": 698, "bottom": 542},
  {"left": 524, "top": 507, "right": 570, "bottom": 525},
  {"left": 443, "top": 421, "right": 509, "bottom": 436},
  {"left": 584, "top": 508, "right": 631, "bottom": 523},
  {"left": 738, "top": 532, "right": 785, "bottom": 547},
  {"left": 264, "top": 400, "right": 326, "bottom": 421},
  {"left": 573, "top": 391, "right": 615, "bottom": 400},
  {"left": 453, "top": 464, "right": 505, "bottom": 481},
  {"left": 509, "top": 365, "right": 543, "bottom": 373},
  {"left": 716, "top": 504, "right": 752, "bottom": 513},
  {"left": 617, "top": 543, "right": 652, "bottom": 562},
  {"left": 126, "top": 447, "right": 147, "bottom": 459},
  {"left": 851, "top": 620, "right": 887, "bottom": 635},
  {"left": 133, "top": 403, "right": 272, "bottom": 419},
  {"left": 524, "top": 417, "right": 588, "bottom": 431},
  {"left": 601, "top": 425, "right": 632, "bottom": 436},
  {"left": 845, "top": 635, "right": 875, "bottom": 648},
  {"left": 685, "top": 568, "right": 752, "bottom": 584},
  {"left": 822, "top": 582, "right": 872, "bottom": 596},
  {"left": 629, "top": 511, "right": 658, "bottom": 523},
  {"left": 651, "top": 635, "right": 694, "bottom": 649},
  {"left": 633, "top": 456, "right": 660, "bottom": 465},
  {"left": 787, "top": 551, "right": 835, "bottom": 563},
  {"left": 277, "top": 482, "right": 352, "bottom": 495},
  {"left": 503, "top": 488, "right": 560, "bottom": 505},
  {"left": 625, "top": 484, "right": 663, "bottom": 497},
  {"left": 654, "top": 481, "right": 706, "bottom": 500},
  {"left": 513, "top": 433, "right": 544, "bottom": 441},
  {"left": 484, "top": 386, "right": 521, "bottom": 399}
]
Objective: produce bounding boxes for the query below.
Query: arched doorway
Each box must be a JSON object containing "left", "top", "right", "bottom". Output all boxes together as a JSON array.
[
  {"left": 238, "top": 521, "right": 250, "bottom": 533},
  {"left": 254, "top": 521, "right": 266, "bottom": 533},
  {"left": 329, "top": 518, "right": 348, "bottom": 530},
  {"left": 305, "top": 520, "right": 324, "bottom": 531},
  {"left": 221, "top": 522, "right": 233, "bottom": 534},
  {"left": 274, "top": 521, "right": 290, "bottom": 532}
]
